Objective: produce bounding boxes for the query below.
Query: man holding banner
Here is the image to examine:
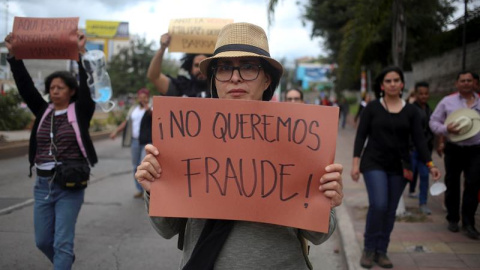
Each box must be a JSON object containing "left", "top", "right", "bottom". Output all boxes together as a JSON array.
[
  {"left": 147, "top": 33, "right": 210, "bottom": 98},
  {"left": 136, "top": 22, "right": 343, "bottom": 270}
]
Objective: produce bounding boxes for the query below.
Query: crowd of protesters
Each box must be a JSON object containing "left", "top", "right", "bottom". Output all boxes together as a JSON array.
[{"left": 4, "top": 17, "right": 480, "bottom": 270}]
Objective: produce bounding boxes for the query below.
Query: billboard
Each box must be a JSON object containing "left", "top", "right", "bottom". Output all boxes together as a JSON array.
[
  {"left": 296, "top": 64, "right": 330, "bottom": 90},
  {"left": 86, "top": 20, "right": 129, "bottom": 39}
]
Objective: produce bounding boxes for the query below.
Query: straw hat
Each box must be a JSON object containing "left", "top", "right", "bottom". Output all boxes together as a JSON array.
[
  {"left": 445, "top": 108, "right": 480, "bottom": 142},
  {"left": 199, "top": 22, "right": 283, "bottom": 79}
]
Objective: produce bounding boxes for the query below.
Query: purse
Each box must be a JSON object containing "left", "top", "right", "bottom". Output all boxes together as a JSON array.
[
  {"left": 49, "top": 111, "right": 90, "bottom": 190},
  {"left": 55, "top": 160, "right": 90, "bottom": 190},
  {"left": 400, "top": 159, "right": 413, "bottom": 181}
]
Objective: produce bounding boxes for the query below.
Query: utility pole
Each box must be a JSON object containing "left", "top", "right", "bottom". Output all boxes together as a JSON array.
[
  {"left": 461, "top": 0, "right": 468, "bottom": 71},
  {"left": 392, "top": 0, "right": 406, "bottom": 69},
  {"left": 4, "top": 0, "right": 8, "bottom": 37}
]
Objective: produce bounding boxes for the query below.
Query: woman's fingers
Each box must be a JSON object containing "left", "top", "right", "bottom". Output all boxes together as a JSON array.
[
  {"left": 145, "top": 144, "right": 159, "bottom": 156},
  {"left": 134, "top": 147, "right": 162, "bottom": 193},
  {"left": 325, "top": 163, "right": 343, "bottom": 174},
  {"left": 319, "top": 164, "right": 344, "bottom": 208},
  {"left": 143, "top": 154, "right": 162, "bottom": 176}
]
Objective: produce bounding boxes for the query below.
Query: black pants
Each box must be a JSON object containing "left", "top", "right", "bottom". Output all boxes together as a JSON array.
[{"left": 444, "top": 142, "right": 480, "bottom": 227}]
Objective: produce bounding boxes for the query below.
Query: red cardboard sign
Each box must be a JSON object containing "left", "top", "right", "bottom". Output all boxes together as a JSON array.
[
  {"left": 150, "top": 97, "right": 339, "bottom": 233},
  {"left": 12, "top": 17, "right": 79, "bottom": 60}
]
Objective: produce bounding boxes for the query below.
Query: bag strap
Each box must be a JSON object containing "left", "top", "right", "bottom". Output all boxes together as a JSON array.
[
  {"left": 177, "top": 218, "right": 188, "bottom": 250},
  {"left": 50, "top": 111, "right": 58, "bottom": 165},
  {"left": 297, "top": 231, "right": 313, "bottom": 270}
]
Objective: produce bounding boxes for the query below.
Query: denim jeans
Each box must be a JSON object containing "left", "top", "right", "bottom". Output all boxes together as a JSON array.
[
  {"left": 410, "top": 150, "right": 430, "bottom": 205},
  {"left": 34, "top": 176, "right": 84, "bottom": 270},
  {"left": 363, "top": 170, "right": 407, "bottom": 254},
  {"left": 131, "top": 138, "right": 145, "bottom": 192}
]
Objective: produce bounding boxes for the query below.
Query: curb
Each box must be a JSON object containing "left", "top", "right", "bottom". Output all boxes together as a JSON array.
[
  {"left": 0, "top": 199, "right": 34, "bottom": 216},
  {"left": 0, "top": 130, "right": 112, "bottom": 160},
  {"left": 336, "top": 200, "right": 363, "bottom": 270}
]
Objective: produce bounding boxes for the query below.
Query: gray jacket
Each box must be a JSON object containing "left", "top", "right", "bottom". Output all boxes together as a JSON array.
[{"left": 145, "top": 193, "right": 336, "bottom": 270}]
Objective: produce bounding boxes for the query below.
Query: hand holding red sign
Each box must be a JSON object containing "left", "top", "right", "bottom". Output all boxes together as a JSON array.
[
  {"left": 137, "top": 144, "right": 343, "bottom": 209},
  {"left": 135, "top": 96, "right": 342, "bottom": 233}
]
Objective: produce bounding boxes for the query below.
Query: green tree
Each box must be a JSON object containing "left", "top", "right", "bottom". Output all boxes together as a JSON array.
[
  {"left": 0, "top": 91, "right": 33, "bottom": 131},
  {"left": 268, "top": 0, "right": 455, "bottom": 90},
  {"left": 107, "top": 37, "right": 179, "bottom": 97}
]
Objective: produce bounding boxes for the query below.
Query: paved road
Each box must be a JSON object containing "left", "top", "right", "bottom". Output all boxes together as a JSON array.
[{"left": 0, "top": 137, "right": 347, "bottom": 270}]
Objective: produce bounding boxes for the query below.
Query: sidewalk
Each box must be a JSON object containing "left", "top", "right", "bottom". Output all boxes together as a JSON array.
[{"left": 335, "top": 122, "right": 480, "bottom": 270}]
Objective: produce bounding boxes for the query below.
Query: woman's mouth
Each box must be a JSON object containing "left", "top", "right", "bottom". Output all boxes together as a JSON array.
[{"left": 227, "top": 89, "right": 247, "bottom": 97}]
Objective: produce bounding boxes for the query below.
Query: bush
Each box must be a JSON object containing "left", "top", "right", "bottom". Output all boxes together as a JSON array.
[
  {"left": 0, "top": 91, "right": 33, "bottom": 130},
  {"left": 107, "top": 108, "right": 128, "bottom": 126}
]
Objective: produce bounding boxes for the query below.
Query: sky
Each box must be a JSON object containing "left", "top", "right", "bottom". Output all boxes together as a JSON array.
[
  {"left": 2, "top": 0, "right": 478, "bottom": 64},
  {"left": 2, "top": 0, "right": 326, "bottom": 65}
]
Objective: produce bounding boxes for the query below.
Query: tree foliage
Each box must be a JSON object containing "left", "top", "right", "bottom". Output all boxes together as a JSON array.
[
  {"left": 0, "top": 91, "right": 33, "bottom": 131},
  {"left": 268, "top": 0, "right": 456, "bottom": 90},
  {"left": 107, "top": 37, "right": 179, "bottom": 97}
]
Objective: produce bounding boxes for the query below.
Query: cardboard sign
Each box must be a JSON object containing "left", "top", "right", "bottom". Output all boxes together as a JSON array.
[
  {"left": 150, "top": 97, "right": 339, "bottom": 233},
  {"left": 168, "top": 18, "right": 233, "bottom": 54},
  {"left": 12, "top": 17, "right": 79, "bottom": 60}
]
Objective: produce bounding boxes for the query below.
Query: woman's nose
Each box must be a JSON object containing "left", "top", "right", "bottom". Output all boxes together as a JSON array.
[{"left": 231, "top": 69, "right": 242, "bottom": 81}]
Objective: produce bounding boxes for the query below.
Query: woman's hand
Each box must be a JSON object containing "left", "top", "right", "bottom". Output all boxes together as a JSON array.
[
  {"left": 77, "top": 30, "right": 86, "bottom": 54},
  {"left": 319, "top": 163, "right": 343, "bottom": 208},
  {"left": 135, "top": 144, "right": 162, "bottom": 192},
  {"left": 351, "top": 166, "right": 360, "bottom": 182},
  {"left": 4, "top": 33, "right": 14, "bottom": 57},
  {"left": 351, "top": 157, "right": 361, "bottom": 182}
]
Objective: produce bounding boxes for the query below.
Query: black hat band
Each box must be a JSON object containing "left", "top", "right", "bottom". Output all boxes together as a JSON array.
[{"left": 214, "top": 44, "right": 270, "bottom": 57}]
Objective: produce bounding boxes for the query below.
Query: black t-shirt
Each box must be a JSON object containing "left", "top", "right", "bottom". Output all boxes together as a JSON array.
[
  {"left": 166, "top": 75, "right": 210, "bottom": 98},
  {"left": 353, "top": 99, "right": 432, "bottom": 174}
]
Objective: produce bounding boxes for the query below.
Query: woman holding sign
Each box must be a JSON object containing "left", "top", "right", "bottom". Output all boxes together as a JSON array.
[
  {"left": 351, "top": 66, "right": 441, "bottom": 269},
  {"left": 135, "top": 22, "right": 344, "bottom": 270},
  {"left": 4, "top": 32, "right": 97, "bottom": 269}
]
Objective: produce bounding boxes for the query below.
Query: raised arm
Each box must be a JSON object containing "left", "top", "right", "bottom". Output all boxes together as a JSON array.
[
  {"left": 147, "top": 33, "right": 171, "bottom": 95},
  {"left": 4, "top": 33, "right": 46, "bottom": 115}
]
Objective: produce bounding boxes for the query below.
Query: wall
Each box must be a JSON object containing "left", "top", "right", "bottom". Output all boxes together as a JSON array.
[{"left": 412, "top": 41, "right": 480, "bottom": 94}]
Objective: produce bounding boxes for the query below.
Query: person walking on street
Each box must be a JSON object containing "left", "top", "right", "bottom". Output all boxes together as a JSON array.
[
  {"left": 354, "top": 93, "right": 371, "bottom": 127},
  {"left": 147, "top": 33, "right": 211, "bottom": 98},
  {"left": 351, "top": 66, "right": 441, "bottom": 269},
  {"left": 429, "top": 70, "right": 480, "bottom": 240},
  {"left": 110, "top": 88, "right": 152, "bottom": 198},
  {"left": 339, "top": 97, "right": 350, "bottom": 129},
  {"left": 4, "top": 32, "right": 98, "bottom": 269},
  {"left": 135, "top": 22, "right": 344, "bottom": 270},
  {"left": 407, "top": 82, "right": 435, "bottom": 215}
]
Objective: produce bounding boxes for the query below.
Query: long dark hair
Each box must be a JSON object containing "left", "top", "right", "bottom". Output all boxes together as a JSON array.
[
  {"left": 373, "top": 66, "right": 404, "bottom": 99},
  {"left": 181, "top": 53, "right": 212, "bottom": 74},
  {"left": 44, "top": 71, "right": 79, "bottom": 103},
  {"left": 206, "top": 58, "right": 281, "bottom": 101}
]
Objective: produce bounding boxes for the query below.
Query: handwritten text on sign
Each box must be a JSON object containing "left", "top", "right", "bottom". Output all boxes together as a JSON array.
[
  {"left": 168, "top": 18, "right": 233, "bottom": 54},
  {"left": 150, "top": 97, "right": 339, "bottom": 233},
  {"left": 12, "top": 17, "right": 79, "bottom": 60}
]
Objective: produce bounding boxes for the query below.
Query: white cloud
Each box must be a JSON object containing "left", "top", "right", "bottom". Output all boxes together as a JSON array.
[{"left": 3, "top": 0, "right": 326, "bottom": 61}]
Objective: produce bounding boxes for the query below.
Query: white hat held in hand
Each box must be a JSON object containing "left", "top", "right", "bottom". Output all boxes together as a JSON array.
[{"left": 445, "top": 108, "right": 480, "bottom": 142}]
